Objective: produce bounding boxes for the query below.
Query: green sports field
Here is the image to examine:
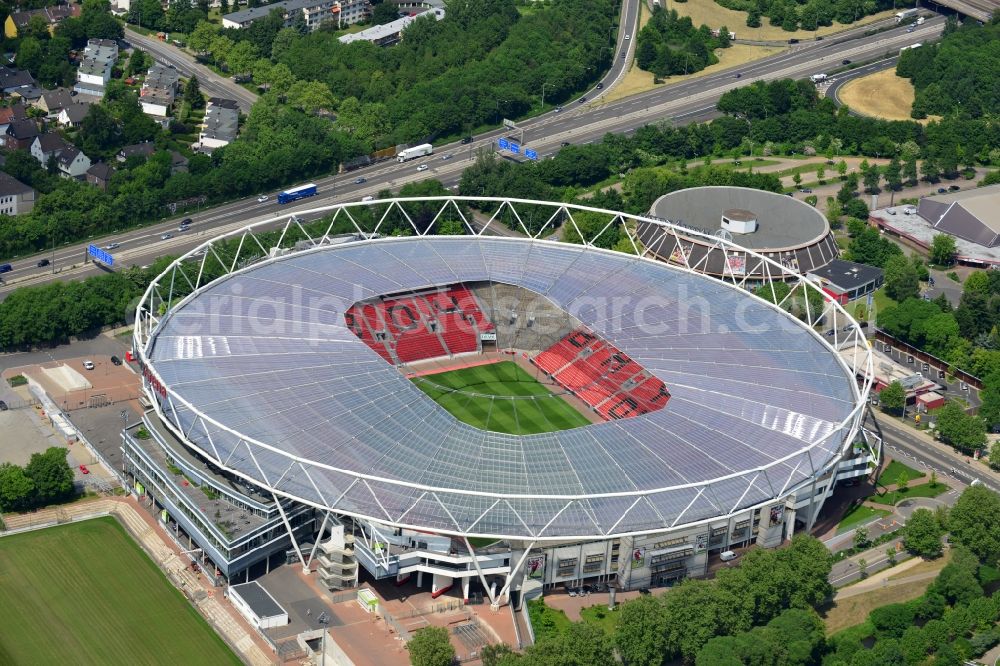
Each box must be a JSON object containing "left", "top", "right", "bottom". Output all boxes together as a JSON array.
[
  {"left": 412, "top": 361, "right": 592, "bottom": 434},
  {"left": 0, "top": 517, "right": 239, "bottom": 665}
]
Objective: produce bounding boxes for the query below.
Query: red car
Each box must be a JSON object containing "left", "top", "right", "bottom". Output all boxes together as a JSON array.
[{"left": 79, "top": 464, "right": 89, "bottom": 474}]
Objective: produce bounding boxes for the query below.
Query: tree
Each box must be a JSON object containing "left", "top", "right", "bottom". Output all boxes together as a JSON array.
[
  {"left": 854, "top": 525, "right": 869, "bottom": 549},
  {"left": 949, "top": 486, "right": 1000, "bottom": 561},
  {"left": 981, "top": 374, "right": 1000, "bottom": 436},
  {"left": 224, "top": 40, "right": 258, "bottom": 75},
  {"left": 884, "top": 254, "right": 921, "bottom": 302},
  {"left": 935, "top": 401, "right": 986, "bottom": 454},
  {"left": 903, "top": 155, "right": 918, "bottom": 185},
  {"left": 188, "top": 20, "right": 219, "bottom": 53},
  {"left": 932, "top": 559, "right": 984, "bottom": 605},
  {"left": 896, "top": 471, "right": 909, "bottom": 492},
  {"left": 23, "top": 447, "right": 74, "bottom": 504},
  {"left": 0, "top": 463, "right": 35, "bottom": 512},
  {"left": 407, "top": 626, "right": 454, "bottom": 666},
  {"left": 879, "top": 381, "right": 906, "bottom": 415},
  {"left": 858, "top": 558, "right": 868, "bottom": 579},
  {"left": 793, "top": 172, "right": 802, "bottom": 187},
  {"left": 904, "top": 508, "right": 944, "bottom": 558},
  {"left": 837, "top": 159, "right": 848, "bottom": 179},
  {"left": 929, "top": 234, "right": 957, "bottom": 266},
  {"left": 286, "top": 80, "right": 336, "bottom": 115},
  {"left": 863, "top": 164, "right": 881, "bottom": 193},
  {"left": 615, "top": 595, "right": 669, "bottom": 666},
  {"left": 921, "top": 158, "right": 940, "bottom": 183},
  {"left": 371, "top": 1, "right": 399, "bottom": 25},
  {"left": 184, "top": 76, "right": 203, "bottom": 109},
  {"left": 885, "top": 156, "right": 902, "bottom": 191}
]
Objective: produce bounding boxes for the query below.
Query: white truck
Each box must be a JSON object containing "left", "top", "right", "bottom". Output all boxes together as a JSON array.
[
  {"left": 397, "top": 143, "right": 434, "bottom": 162},
  {"left": 810, "top": 73, "right": 828, "bottom": 84},
  {"left": 895, "top": 8, "right": 919, "bottom": 22}
]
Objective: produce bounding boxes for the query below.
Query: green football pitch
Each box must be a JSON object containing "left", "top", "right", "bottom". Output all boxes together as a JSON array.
[
  {"left": 0, "top": 517, "right": 239, "bottom": 665},
  {"left": 412, "top": 361, "right": 592, "bottom": 434}
]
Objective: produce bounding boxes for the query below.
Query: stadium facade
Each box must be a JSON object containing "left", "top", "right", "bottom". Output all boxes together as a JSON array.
[{"left": 123, "top": 196, "right": 875, "bottom": 605}]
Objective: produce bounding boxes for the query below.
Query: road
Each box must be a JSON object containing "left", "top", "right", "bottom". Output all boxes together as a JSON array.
[
  {"left": 0, "top": 17, "right": 946, "bottom": 297},
  {"left": 824, "top": 56, "right": 899, "bottom": 112},
  {"left": 124, "top": 27, "right": 258, "bottom": 113}
]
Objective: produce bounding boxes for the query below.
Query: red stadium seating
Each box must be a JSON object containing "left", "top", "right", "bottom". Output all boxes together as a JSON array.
[
  {"left": 534, "top": 329, "right": 670, "bottom": 421},
  {"left": 347, "top": 285, "right": 489, "bottom": 364}
]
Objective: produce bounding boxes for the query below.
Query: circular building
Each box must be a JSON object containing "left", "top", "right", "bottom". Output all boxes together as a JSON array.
[
  {"left": 131, "top": 197, "right": 871, "bottom": 596},
  {"left": 638, "top": 186, "right": 839, "bottom": 278}
]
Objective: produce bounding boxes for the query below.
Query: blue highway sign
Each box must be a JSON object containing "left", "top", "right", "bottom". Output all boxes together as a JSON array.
[{"left": 88, "top": 244, "right": 114, "bottom": 267}]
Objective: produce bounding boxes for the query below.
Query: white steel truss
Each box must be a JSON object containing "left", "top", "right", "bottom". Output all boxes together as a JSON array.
[{"left": 134, "top": 196, "right": 873, "bottom": 543}]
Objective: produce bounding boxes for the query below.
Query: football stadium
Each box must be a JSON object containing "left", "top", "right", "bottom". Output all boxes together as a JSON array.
[{"left": 124, "top": 196, "right": 874, "bottom": 607}]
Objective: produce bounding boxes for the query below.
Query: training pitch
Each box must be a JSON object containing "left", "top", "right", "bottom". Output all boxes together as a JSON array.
[
  {"left": 412, "top": 361, "right": 592, "bottom": 434},
  {"left": 0, "top": 517, "right": 239, "bottom": 665}
]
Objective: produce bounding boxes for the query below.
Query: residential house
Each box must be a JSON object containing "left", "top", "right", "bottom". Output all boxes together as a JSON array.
[
  {"left": 223, "top": 0, "right": 370, "bottom": 32},
  {"left": 75, "top": 39, "right": 119, "bottom": 99},
  {"left": 86, "top": 161, "right": 114, "bottom": 190},
  {"left": 30, "top": 133, "right": 91, "bottom": 179},
  {"left": 36, "top": 87, "right": 74, "bottom": 116},
  {"left": 197, "top": 97, "right": 239, "bottom": 152},
  {"left": 0, "top": 67, "right": 36, "bottom": 95},
  {"left": 0, "top": 171, "right": 35, "bottom": 215},
  {"left": 57, "top": 101, "right": 91, "bottom": 127},
  {"left": 4, "top": 118, "right": 38, "bottom": 150},
  {"left": 169, "top": 150, "right": 189, "bottom": 173},
  {"left": 117, "top": 142, "right": 156, "bottom": 162},
  {"left": 5, "top": 4, "right": 80, "bottom": 39},
  {"left": 338, "top": 7, "right": 444, "bottom": 46},
  {"left": 139, "top": 64, "right": 179, "bottom": 120},
  {"left": 0, "top": 103, "right": 27, "bottom": 135}
]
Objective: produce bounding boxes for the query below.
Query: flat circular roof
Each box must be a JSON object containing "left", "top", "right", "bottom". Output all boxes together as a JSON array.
[
  {"left": 144, "top": 234, "right": 859, "bottom": 540},
  {"left": 652, "top": 186, "right": 829, "bottom": 250}
]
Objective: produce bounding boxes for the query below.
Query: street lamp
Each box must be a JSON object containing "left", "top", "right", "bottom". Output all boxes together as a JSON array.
[
  {"left": 540, "top": 83, "right": 552, "bottom": 111},
  {"left": 494, "top": 99, "right": 509, "bottom": 125},
  {"left": 317, "top": 611, "right": 329, "bottom": 666}
]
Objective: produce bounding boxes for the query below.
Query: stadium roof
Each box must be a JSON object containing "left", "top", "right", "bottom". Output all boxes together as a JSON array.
[
  {"left": 144, "top": 235, "right": 861, "bottom": 540},
  {"left": 650, "top": 186, "right": 829, "bottom": 250}
]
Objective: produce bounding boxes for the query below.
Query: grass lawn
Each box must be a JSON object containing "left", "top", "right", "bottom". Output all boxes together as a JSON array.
[
  {"left": 0, "top": 517, "right": 238, "bottom": 665},
  {"left": 412, "top": 361, "right": 592, "bottom": 434},
  {"left": 871, "top": 287, "right": 897, "bottom": 315},
  {"left": 822, "top": 577, "right": 933, "bottom": 635},
  {"left": 467, "top": 537, "right": 500, "bottom": 548},
  {"left": 580, "top": 604, "right": 621, "bottom": 635},
  {"left": 672, "top": 0, "right": 896, "bottom": 41},
  {"left": 869, "top": 482, "right": 949, "bottom": 506},
  {"left": 879, "top": 460, "right": 926, "bottom": 485},
  {"left": 527, "top": 599, "right": 572, "bottom": 643},
  {"left": 887, "top": 550, "right": 951, "bottom": 581},
  {"left": 837, "top": 505, "right": 890, "bottom": 533}
]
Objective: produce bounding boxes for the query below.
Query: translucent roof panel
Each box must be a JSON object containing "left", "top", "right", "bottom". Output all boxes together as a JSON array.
[{"left": 145, "top": 236, "right": 862, "bottom": 539}]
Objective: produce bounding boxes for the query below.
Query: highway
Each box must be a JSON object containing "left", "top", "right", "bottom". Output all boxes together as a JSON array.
[
  {"left": 0, "top": 16, "right": 945, "bottom": 298},
  {"left": 824, "top": 56, "right": 900, "bottom": 111}
]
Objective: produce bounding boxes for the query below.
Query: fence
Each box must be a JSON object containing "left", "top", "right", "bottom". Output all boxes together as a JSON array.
[{"left": 873, "top": 328, "right": 983, "bottom": 390}]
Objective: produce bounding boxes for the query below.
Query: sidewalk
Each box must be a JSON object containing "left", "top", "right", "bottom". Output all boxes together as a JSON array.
[{"left": 879, "top": 416, "right": 1000, "bottom": 487}]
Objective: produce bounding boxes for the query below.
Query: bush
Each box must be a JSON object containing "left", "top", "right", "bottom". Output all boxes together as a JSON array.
[{"left": 8, "top": 374, "right": 27, "bottom": 387}]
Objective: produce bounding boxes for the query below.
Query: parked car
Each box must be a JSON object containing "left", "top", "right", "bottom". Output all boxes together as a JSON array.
[
  {"left": 639, "top": 587, "right": 651, "bottom": 595},
  {"left": 354, "top": 177, "right": 367, "bottom": 184},
  {"left": 79, "top": 464, "right": 89, "bottom": 474},
  {"left": 111, "top": 355, "right": 122, "bottom": 366},
  {"left": 416, "top": 164, "right": 429, "bottom": 172},
  {"left": 82, "top": 360, "right": 95, "bottom": 370},
  {"left": 937, "top": 187, "right": 947, "bottom": 194},
  {"left": 720, "top": 550, "right": 738, "bottom": 562},
  {"left": 0, "top": 400, "right": 7, "bottom": 411},
  {"left": 568, "top": 588, "right": 578, "bottom": 597},
  {"left": 800, "top": 188, "right": 812, "bottom": 193},
  {"left": 37, "top": 258, "right": 50, "bottom": 267},
  {"left": 257, "top": 194, "right": 269, "bottom": 202},
  {"left": 948, "top": 184, "right": 961, "bottom": 191}
]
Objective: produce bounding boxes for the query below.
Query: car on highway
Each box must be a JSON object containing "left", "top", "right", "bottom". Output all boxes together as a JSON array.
[
  {"left": 257, "top": 194, "right": 269, "bottom": 202},
  {"left": 579, "top": 96, "right": 587, "bottom": 103},
  {"left": 441, "top": 153, "right": 454, "bottom": 160},
  {"left": 104, "top": 242, "right": 120, "bottom": 250},
  {"left": 0, "top": 263, "right": 12, "bottom": 274},
  {"left": 79, "top": 464, "right": 89, "bottom": 474},
  {"left": 621, "top": 51, "right": 626, "bottom": 58},
  {"left": 734, "top": 72, "right": 741, "bottom": 78},
  {"left": 178, "top": 218, "right": 192, "bottom": 231},
  {"left": 161, "top": 233, "right": 173, "bottom": 240},
  {"left": 841, "top": 59, "right": 851, "bottom": 65},
  {"left": 416, "top": 164, "right": 429, "bottom": 172},
  {"left": 907, "top": 26, "right": 915, "bottom": 32},
  {"left": 461, "top": 136, "right": 473, "bottom": 144},
  {"left": 82, "top": 360, "right": 95, "bottom": 370},
  {"left": 362, "top": 195, "right": 374, "bottom": 202},
  {"left": 625, "top": 34, "right": 630, "bottom": 40},
  {"left": 596, "top": 82, "right": 603, "bottom": 89},
  {"left": 788, "top": 38, "right": 799, "bottom": 44},
  {"left": 555, "top": 106, "right": 562, "bottom": 112},
  {"left": 37, "top": 258, "right": 49, "bottom": 267},
  {"left": 354, "top": 177, "right": 366, "bottom": 184},
  {"left": 561, "top": 141, "right": 571, "bottom": 147},
  {"left": 111, "top": 355, "right": 122, "bottom": 366}
]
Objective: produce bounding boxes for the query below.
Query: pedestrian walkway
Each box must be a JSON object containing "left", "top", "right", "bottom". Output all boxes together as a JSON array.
[{"left": 2, "top": 496, "right": 274, "bottom": 666}]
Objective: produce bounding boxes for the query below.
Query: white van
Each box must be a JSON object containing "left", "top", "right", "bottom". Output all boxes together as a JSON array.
[
  {"left": 361, "top": 195, "right": 374, "bottom": 202},
  {"left": 720, "top": 550, "right": 738, "bottom": 562}
]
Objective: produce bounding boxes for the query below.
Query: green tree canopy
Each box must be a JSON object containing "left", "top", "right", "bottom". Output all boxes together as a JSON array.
[
  {"left": 904, "top": 508, "right": 945, "bottom": 558},
  {"left": 407, "top": 626, "right": 454, "bottom": 666},
  {"left": 24, "top": 447, "right": 74, "bottom": 504}
]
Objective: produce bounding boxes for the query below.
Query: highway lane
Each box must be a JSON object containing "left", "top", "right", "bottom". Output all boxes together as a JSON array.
[
  {"left": 124, "top": 27, "right": 258, "bottom": 113},
  {"left": 0, "top": 18, "right": 944, "bottom": 297}
]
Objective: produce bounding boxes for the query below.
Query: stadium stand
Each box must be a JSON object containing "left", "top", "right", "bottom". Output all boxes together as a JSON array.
[
  {"left": 532, "top": 329, "right": 671, "bottom": 420},
  {"left": 472, "top": 283, "right": 579, "bottom": 352},
  {"left": 347, "top": 285, "right": 491, "bottom": 364}
]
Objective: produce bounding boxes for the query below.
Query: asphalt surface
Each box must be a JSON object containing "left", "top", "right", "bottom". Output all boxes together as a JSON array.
[
  {"left": 824, "top": 56, "right": 900, "bottom": 111},
  {"left": 0, "top": 17, "right": 946, "bottom": 298},
  {"left": 124, "top": 27, "right": 259, "bottom": 113}
]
